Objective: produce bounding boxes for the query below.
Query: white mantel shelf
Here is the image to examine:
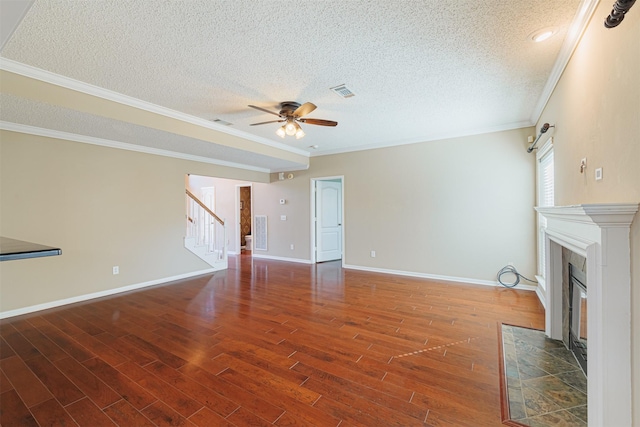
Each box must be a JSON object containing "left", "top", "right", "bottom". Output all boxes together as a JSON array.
[
  {"left": 536, "top": 203, "right": 639, "bottom": 226},
  {"left": 535, "top": 203, "right": 639, "bottom": 427}
]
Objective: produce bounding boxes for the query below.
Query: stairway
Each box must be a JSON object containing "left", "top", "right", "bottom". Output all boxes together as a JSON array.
[{"left": 184, "top": 189, "right": 227, "bottom": 271}]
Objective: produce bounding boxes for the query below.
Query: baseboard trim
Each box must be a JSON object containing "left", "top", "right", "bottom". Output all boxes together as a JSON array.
[
  {"left": 251, "top": 254, "right": 313, "bottom": 264},
  {"left": 534, "top": 275, "right": 547, "bottom": 308},
  {"left": 342, "top": 264, "right": 538, "bottom": 291},
  {"left": 0, "top": 268, "right": 216, "bottom": 320}
]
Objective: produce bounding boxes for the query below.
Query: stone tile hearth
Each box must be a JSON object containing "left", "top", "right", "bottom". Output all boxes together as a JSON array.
[{"left": 501, "top": 324, "right": 587, "bottom": 426}]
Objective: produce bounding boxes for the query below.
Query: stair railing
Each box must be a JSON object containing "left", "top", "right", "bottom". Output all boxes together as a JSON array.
[{"left": 185, "top": 189, "right": 226, "bottom": 261}]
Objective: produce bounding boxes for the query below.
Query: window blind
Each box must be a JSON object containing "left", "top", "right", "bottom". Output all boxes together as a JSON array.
[
  {"left": 537, "top": 147, "right": 554, "bottom": 280},
  {"left": 539, "top": 150, "right": 554, "bottom": 207}
]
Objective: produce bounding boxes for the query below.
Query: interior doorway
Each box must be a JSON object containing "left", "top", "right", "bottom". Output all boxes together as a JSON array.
[
  {"left": 311, "top": 177, "right": 344, "bottom": 264},
  {"left": 236, "top": 184, "right": 253, "bottom": 255}
]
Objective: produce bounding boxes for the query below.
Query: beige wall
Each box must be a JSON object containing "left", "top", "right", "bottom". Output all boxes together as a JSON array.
[
  {"left": 0, "top": 130, "right": 268, "bottom": 314},
  {"left": 308, "top": 128, "right": 537, "bottom": 280},
  {"left": 182, "top": 127, "right": 538, "bottom": 280},
  {"left": 220, "top": 128, "right": 535, "bottom": 281},
  {"left": 185, "top": 175, "right": 311, "bottom": 259},
  {"left": 536, "top": 3, "right": 639, "bottom": 424}
]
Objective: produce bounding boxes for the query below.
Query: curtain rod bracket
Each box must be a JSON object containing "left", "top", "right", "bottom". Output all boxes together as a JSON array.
[
  {"left": 605, "top": 0, "right": 637, "bottom": 28},
  {"left": 527, "top": 123, "right": 555, "bottom": 153}
]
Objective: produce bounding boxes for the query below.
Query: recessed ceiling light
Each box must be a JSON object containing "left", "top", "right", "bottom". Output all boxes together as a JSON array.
[{"left": 529, "top": 27, "right": 557, "bottom": 42}]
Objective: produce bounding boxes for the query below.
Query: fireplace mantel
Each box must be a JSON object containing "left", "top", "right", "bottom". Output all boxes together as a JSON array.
[{"left": 535, "top": 203, "right": 638, "bottom": 427}]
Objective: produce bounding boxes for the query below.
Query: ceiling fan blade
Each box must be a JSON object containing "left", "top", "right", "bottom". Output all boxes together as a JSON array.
[
  {"left": 299, "top": 118, "right": 338, "bottom": 127},
  {"left": 248, "top": 105, "right": 281, "bottom": 117},
  {"left": 250, "top": 120, "right": 285, "bottom": 126},
  {"left": 293, "top": 102, "right": 317, "bottom": 117}
]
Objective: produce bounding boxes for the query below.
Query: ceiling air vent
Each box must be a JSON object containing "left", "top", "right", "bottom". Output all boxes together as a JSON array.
[
  {"left": 330, "top": 84, "right": 355, "bottom": 98},
  {"left": 211, "top": 118, "right": 233, "bottom": 126}
]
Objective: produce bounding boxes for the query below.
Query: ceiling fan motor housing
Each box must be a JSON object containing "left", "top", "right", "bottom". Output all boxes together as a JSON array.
[{"left": 279, "top": 101, "right": 301, "bottom": 116}]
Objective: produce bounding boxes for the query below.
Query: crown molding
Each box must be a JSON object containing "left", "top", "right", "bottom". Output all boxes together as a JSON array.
[
  {"left": 0, "top": 58, "right": 310, "bottom": 158},
  {"left": 0, "top": 121, "right": 279, "bottom": 173},
  {"left": 530, "top": 0, "right": 601, "bottom": 123},
  {"left": 311, "top": 120, "right": 533, "bottom": 157}
]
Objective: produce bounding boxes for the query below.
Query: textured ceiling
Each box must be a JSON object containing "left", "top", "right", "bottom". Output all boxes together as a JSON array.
[{"left": 1, "top": 0, "right": 587, "bottom": 171}]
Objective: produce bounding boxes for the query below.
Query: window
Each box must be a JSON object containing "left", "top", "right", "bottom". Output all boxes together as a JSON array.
[{"left": 536, "top": 138, "right": 554, "bottom": 286}]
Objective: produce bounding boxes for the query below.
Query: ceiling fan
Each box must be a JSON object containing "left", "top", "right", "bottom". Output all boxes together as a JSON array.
[{"left": 248, "top": 101, "right": 337, "bottom": 139}]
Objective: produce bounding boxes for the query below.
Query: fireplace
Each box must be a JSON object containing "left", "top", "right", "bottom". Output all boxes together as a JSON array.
[
  {"left": 567, "top": 261, "right": 587, "bottom": 374},
  {"left": 535, "top": 203, "right": 638, "bottom": 427}
]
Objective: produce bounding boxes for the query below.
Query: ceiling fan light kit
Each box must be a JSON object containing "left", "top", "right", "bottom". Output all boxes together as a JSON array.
[{"left": 249, "top": 101, "right": 337, "bottom": 140}]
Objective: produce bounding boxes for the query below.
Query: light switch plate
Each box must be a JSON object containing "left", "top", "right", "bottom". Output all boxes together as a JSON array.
[
  {"left": 595, "top": 168, "right": 603, "bottom": 181},
  {"left": 281, "top": 215, "right": 287, "bottom": 221}
]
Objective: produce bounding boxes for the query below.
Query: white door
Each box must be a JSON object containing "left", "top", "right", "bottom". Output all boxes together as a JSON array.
[{"left": 316, "top": 180, "right": 342, "bottom": 262}]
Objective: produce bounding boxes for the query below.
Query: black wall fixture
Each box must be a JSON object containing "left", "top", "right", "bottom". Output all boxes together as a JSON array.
[{"left": 604, "top": 0, "right": 636, "bottom": 28}]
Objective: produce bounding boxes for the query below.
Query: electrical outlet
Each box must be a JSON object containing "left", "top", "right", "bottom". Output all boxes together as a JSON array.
[
  {"left": 281, "top": 215, "right": 287, "bottom": 221},
  {"left": 370, "top": 250, "right": 376, "bottom": 258},
  {"left": 112, "top": 266, "right": 119, "bottom": 275},
  {"left": 290, "top": 244, "right": 294, "bottom": 250}
]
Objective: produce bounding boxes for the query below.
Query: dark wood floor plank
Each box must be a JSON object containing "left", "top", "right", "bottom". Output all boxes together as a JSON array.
[
  {"left": 0, "top": 356, "right": 53, "bottom": 407},
  {"left": 42, "top": 313, "right": 88, "bottom": 337},
  {"left": 82, "top": 357, "right": 157, "bottom": 410},
  {"left": 311, "top": 394, "right": 379, "bottom": 427},
  {"left": 103, "top": 399, "right": 155, "bottom": 427},
  {"left": 29, "top": 398, "right": 79, "bottom": 427},
  {"left": 144, "top": 360, "right": 239, "bottom": 417},
  {"left": 187, "top": 407, "right": 236, "bottom": 427},
  {"left": 65, "top": 397, "right": 117, "bottom": 426},
  {"left": 294, "top": 361, "right": 425, "bottom": 420},
  {"left": 214, "top": 352, "right": 319, "bottom": 405},
  {"left": 223, "top": 406, "right": 273, "bottom": 427},
  {"left": 217, "top": 367, "right": 341, "bottom": 426},
  {"left": 11, "top": 320, "right": 69, "bottom": 362},
  {"left": 117, "top": 361, "right": 203, "bottom": 418},
  {"left": 33, "top": 322, "right": 94, "bottom": 362},
  {"left": 0, "top": 369, "right": 13, "bottom": 394},
  {"left": 56, "top": 311, "right": 105, "bottom": 336},
  {"left": 94, "top": 332, "right": 157, "bottom": 366},
  {"left": 23, "top": 355, "right": 84, "bottom": 406},
  {"left": 68, "top": 331, "right": 128, "bottom": 367},
  {"left": 74, "top": 306, "right": 131, "bottom": 338},
  {"left": 141, "top": 400, "right": 196, "bottom": 427},
  {"left": 0, "top": 256, "right": 543, "bottom": 426},
  {"left": 178, "top": 362, "right": 286, "bottom": 423},
  {"left": 1, "top": 325, "right": 41, "bottom": 360},
  {"left": 0, "top": 390, "right": 39, "bottom": 427},
  {"left": 0, "top": 336, "right": 16, "bottom": 360},
  {"left": 121, "top": 334, "right": 187, "bottom": 369},
  {"left": 304, "top": 376, "right": 424, "bottom": 427},
  {"left": 52, "top": 357, "right": 121, "bottom": 409},
  {"left": 215, "top": 342, "right": 308, "bottom": 387}
]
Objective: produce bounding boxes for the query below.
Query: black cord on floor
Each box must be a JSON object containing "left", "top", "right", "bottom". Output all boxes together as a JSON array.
[{"left": 496, "top": 265, "right": 538, "bottom": 288}]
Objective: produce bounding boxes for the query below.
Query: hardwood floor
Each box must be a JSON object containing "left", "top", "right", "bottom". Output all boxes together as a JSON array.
[{"left": 1, "top": 256, "right": 544, "bottom": 426}]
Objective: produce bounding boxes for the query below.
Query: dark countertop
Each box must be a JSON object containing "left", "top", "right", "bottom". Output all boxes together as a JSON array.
[{"left": 0, "top": 237, "right": 62, "bottom": 261}]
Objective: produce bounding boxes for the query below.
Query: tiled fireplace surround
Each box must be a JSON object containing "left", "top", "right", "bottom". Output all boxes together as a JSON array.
[{"left": 535, "top": 204, "right": 639, "bottom": 426}]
